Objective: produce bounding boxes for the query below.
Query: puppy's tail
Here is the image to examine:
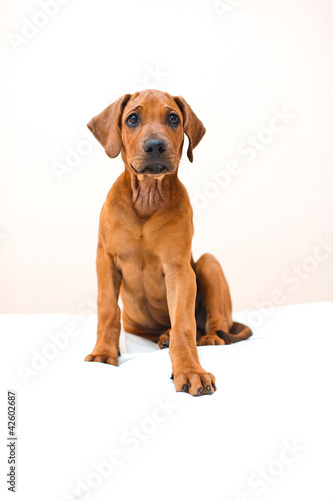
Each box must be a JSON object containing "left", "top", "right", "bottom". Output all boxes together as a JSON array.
[{"left": 216, "top": 321, "right": 252, "bottom": 344}]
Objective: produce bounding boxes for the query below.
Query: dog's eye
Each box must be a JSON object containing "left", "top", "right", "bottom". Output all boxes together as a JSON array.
[
  {"left": 126, "top": 113, "right": 139, "bottom": 127},
  {"left": 168, "top": 113, "right": 180, "bottom": 127}
]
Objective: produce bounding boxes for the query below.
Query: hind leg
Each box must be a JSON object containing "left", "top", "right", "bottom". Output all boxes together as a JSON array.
[{"left": 194, "top": 253, "right": 232, "bottom": 346}]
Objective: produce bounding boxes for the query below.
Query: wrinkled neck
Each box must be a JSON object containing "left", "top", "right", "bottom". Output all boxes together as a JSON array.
[{"left": 125, "top": 169, "right": 177, "bottom": 218}]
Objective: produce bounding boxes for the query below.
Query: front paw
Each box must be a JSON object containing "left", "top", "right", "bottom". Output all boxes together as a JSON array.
[
  {"left": 85, "top": 347, "right": 119, "bottom": 366},
  {"left": 173, "top": 367, "right": 216, "bottom": 396}
]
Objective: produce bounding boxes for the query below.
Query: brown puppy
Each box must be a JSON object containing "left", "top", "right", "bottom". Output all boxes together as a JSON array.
[{"left": 85, "top": 90, "right": 252, "bottom": 396}]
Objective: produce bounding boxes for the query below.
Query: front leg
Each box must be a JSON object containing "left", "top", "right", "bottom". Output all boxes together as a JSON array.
[
  {"left": 85, "top": 246, "right": 121, "bottom": 365},
  {"left": 164, "top": 263, "right": 216, "bottom": 396}
]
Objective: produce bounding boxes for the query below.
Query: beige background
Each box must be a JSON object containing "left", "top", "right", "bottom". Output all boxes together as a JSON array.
[{"left": 0, "top": 0, "right": 332, "bottom": 314}]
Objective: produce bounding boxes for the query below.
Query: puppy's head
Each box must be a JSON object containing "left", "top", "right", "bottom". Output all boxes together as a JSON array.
[{"left": 87, "top": 90, "right": 205, "bottom": 177}]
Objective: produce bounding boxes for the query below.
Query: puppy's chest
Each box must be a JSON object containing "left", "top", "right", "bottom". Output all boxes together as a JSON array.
[{"left": 106, "top": 216, "right": 161, "bottom": 271}]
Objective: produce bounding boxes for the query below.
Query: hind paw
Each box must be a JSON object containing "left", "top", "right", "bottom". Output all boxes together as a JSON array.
[
  {"left": 158, "top": 330, "right": 170, "bottom": 349},
  {"left": 197, "top": 334, "right": 225, "bottom": 346}
]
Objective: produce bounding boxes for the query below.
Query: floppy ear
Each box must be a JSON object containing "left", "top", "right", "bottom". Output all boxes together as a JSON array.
[
  {"left": 87, "top": 94, "right": 131, "bottom": 158},
  {"left": 174, "top": 96, "right": 206, "bottom": 162}
]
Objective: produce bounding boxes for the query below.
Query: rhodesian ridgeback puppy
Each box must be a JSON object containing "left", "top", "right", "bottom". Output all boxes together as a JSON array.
[{"left": 85, "top": 90, "right": 252, "bottom": 396}]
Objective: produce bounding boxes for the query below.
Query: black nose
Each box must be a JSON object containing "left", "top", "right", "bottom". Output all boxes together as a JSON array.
[{"left": 144, "top": 138, "right": 167, "bottom": 157}]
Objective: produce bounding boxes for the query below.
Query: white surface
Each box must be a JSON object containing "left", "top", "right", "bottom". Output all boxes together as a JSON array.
[
  {"left": 1, "top": 0, "right": 333, "bottom": 313},
  {"left": 1, "top": 302, "right": 333, "bottom": 499}
]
